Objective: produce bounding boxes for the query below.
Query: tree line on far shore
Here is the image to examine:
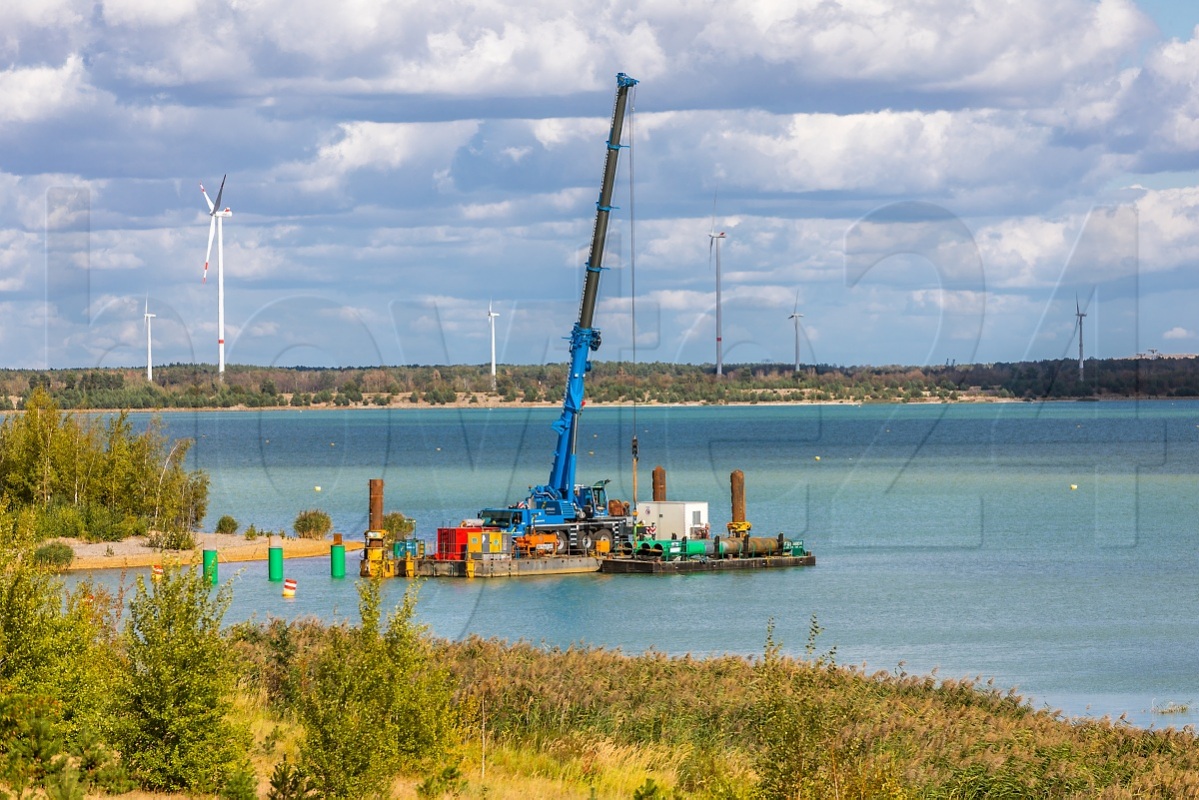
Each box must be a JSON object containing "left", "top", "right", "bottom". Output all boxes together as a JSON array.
[{"left": 2, "top": 356, "right": 1198, "bottom": 410}]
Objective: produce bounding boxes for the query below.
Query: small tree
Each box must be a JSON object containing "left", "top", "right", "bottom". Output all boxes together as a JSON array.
[
  {"left": 215, "top": 515, "right": 238, "bottom": 535},
  {"left": 297, "top": 581, "right": 456, "bottom": 798},
  {"left": 114, "top": 566, "right": 250, "bottom": 792},
  {"left": 381, "top": 511, "right": 415, "bottom": 545},
  {"left": 293, "top": 509, "right": 332, "bottom": 540}
]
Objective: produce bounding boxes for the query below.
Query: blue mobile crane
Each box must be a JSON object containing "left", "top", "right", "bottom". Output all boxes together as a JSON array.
[{"left": 454, "top": 73, "right": 639, "bottom": 557}]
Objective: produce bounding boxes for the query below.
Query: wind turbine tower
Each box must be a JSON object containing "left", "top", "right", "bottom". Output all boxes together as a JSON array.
[
  {"left": 144, "top": 299, "right": 156, "bottom": 382},
  {"left": 709, "top": 228, "right": 727, "bottom": 377},
  {"left": 788, "top": 291, "right": 803, "bottom": 373},
  {"left": 200, "top": 175, "right": 232, "bottom": 375},
  {"left": 1075, "top": 298, "right": 1086, "bottom": 380},
  {"left": 488, "top": 300, "right": 500, "bottom": 391}
]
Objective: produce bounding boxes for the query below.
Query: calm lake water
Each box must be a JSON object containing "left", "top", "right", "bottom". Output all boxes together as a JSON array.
[{"left": 73, "top": 401, "right": 1199, "bottom": 727}]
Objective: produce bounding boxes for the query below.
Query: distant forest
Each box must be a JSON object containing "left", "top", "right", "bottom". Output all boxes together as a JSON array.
[{"left": 2, "top": 357, "right": 1197, "bottom": 410}]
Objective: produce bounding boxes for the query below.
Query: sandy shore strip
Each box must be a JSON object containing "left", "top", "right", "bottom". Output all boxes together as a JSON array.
[{"left": 62, "top": 532, "right": 365, "bottom": 571}]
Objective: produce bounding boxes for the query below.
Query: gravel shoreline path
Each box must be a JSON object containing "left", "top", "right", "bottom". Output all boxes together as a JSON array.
[{"left": 62, "top": 532, "right": 365, "bottom": 571}]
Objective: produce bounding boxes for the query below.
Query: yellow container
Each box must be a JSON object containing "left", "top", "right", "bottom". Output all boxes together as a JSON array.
[{"left": 596, "top": 539, "right": 611, "bottom": 555}]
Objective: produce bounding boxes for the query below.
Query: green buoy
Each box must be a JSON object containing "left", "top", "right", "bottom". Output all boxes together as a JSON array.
[
  {"left": 268, "top": 546, "right": 283, "bottom": 582},
  {"left": 330, "top": 543, "right": 346, "bottom": 579},
  {"left": 202, "top": 549, "right": 218, "bottom": 585}
]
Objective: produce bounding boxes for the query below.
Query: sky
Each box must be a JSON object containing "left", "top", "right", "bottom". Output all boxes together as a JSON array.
[{"left": 4, "top": 0, "right": 1199, "bottom": 372}]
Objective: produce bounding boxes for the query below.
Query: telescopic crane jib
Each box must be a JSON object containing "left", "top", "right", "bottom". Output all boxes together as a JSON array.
[
  {"left": 436, "top": 72, "right": 639, "bottom": 561},
  {"left": 541, "top": 72, "right": 638, "bottom": 507}
]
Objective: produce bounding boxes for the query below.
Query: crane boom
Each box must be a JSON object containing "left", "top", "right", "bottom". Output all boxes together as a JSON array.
[
  {"left": 542, "top": 72, "right": 637, "bottom": 505},
  {"left": 436, "top": 73, "right": 640, "bottom": 562}
]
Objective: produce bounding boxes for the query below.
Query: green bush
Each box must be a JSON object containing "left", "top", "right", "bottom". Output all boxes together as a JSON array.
[
  {"left": 82, "top": 506, "right": 124, "bottom": 543},
  {"left": 116, "top": 514, "right": 149, "bottom": 540},
  {"left": 147, "top": 529, "right": 195, "bottom": 551},
  {"left": 293, "top": 510, "right": 332, "bottom": 540},
  {"left": 32, "top": 541, "right": 74, "bottom": 571},
  {"left": 36, "top": 503, "right": 85, "bottom": 541},
  {"left": 215, "top": 515, "right": 239, "bottom": 535}
]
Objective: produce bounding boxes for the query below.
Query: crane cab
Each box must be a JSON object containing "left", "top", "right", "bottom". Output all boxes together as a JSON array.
[{"left": 575, "top": 480, "right": 611, "bottom": 519}]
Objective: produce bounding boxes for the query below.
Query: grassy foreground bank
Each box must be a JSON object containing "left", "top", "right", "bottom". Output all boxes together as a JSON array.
[{"left": 3, "top": 555, "right": 1199, "bottom": 799}]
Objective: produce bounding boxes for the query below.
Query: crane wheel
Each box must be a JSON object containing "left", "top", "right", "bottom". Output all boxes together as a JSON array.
[
  {"left": 554, "top": 531, "right": 571, "bottom": 554},
  {"left": 579, "top": 531, "right": 595, "bottom": 552},
  {"left": 594, "top": 528, "right": 614, "bottom": 554}
]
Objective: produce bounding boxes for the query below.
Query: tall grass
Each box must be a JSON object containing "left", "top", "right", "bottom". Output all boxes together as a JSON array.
[
  {"left": 11, "top": 551, "right": 1199, "bottom": 799},
  {"left": 428, "top": 634, "right": 1199, "bottom": 798}
]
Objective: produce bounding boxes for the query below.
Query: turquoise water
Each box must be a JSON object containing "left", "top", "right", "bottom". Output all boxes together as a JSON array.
[{"left": 74, "top": 401, "right": 1199, "bottom": 727}]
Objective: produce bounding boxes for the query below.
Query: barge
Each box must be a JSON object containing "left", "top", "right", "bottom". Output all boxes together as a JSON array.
[
  {"left": 351, "top": 76, "right": 814, "bottom": 582},
  {"left": 601, "top": 552, "right": 816, "bottom": 574}
]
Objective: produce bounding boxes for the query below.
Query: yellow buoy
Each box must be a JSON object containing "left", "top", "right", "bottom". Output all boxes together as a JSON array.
[
  {"left": 814, "top": 456, "right": 821, "bottom": 461},
  {"left": 314, "top": 486, "right": 321, "bottom": 492},
  {"left": 1070, "top": 484, "right": 1078, "bottom": 491}
]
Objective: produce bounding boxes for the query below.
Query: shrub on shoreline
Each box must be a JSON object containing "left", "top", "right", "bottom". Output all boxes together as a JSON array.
[
  {"left": 293, "top": 509, "right": 332, "bottom": 539},
  {"left": 32, "top": 540, "right": 74, "bottom": 570}
]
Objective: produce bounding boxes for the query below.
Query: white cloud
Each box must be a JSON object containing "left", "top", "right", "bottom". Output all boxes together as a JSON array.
[
  {"left": 274, "top": 120, "right": 481, "bottom": 192},
  {"left": 531, "top": 117, "right": 610, "bottom": 149},
  {"left": 695, "top": 0, "right": 1151, "bottom": 96},
  {"left": 460, "top": 200, "right": 513, "bottom": 220},
  {"left": 101, "top": 0, "right": 199, "bottom": 27},
  {"left": 1163, "top": 326, "right": 1194, "bottom": 340},
  {"left": 0, "top": 56, "right": 96, "bottom": 124}
]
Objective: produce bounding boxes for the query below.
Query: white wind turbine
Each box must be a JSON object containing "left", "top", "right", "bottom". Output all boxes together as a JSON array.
[
  {"left": 708, "top": 205, "right": 727, "bottom": 377},
  {"left": 788, "top": 290, "right": 803, "bottom": 373},
  {"left": 144, "top": 298, "right": 156, "bottom": 382},
  {"left": 1075, "top": 296, "right": 1086, "bottom": 381},
  {"left": 488, "top": 300, "right": 500, "bottom": 392},
  {"left": 201, "top": 175, "right": 232, "bottom": 375}
]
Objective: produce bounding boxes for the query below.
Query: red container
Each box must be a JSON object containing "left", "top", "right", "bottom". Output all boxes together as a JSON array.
[{"left": 435, "top": 527, "right": 473, "bottom": 561}]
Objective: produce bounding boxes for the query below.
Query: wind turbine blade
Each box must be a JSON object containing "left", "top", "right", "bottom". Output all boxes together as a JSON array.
[
  {"left": 793, "top": 288, "right": 800, "bottom": 315},
  {"left": 200, "top": 182, "right": 214, "bottom": 213},
  {"left": 204, "top": 216, "right": 216, "bottom": 282},
  {"left": 212, "top": 174, "right": 226, "bottom": 214}
]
